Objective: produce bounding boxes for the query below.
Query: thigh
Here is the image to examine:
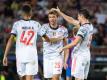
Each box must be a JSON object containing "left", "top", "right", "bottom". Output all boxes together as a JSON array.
[
  {"left": 26, "top": 61, "right": 38, "bottom": 75},
  {"left": 16, "top": 62, "right": 26, "bottom": 77},
  {"left": 53, "top": 56, "right": 63, "bottom": 75},
  {"left": 84, "top": 59, "right": 90, "bottom": 79},
  {"left": 72, "top": 55, "right": 86, "bottom": 79},
  {"left": 43, "top": 57, "right": 53, "bottom": 78}
]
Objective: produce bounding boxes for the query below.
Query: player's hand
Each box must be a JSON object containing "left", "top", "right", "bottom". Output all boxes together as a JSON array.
[
  {"left": 3, "top": 56, "right": 8, "bottom": 66},
  {"left": 57, "top": 47, "right": 63, "bottom": 54},
  {"left": 64, "top": 62, "right": 68, "bottom": 69},
  {"left": 51, "top": 6, "right": 61, "bottom": 13},
  {"left": 59, "top": 36, "right": 64, "bottom": 40}
]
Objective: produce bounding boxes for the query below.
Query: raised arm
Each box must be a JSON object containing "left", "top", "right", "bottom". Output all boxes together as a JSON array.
[{"left": 51, "top": 7, "right": 80, "bottom": 26}]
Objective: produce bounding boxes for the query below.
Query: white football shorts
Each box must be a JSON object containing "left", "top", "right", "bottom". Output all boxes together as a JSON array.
[
  {"left": 43, "top": 55, "right": 63, "bottom": 78},
  {"left": 72, "top": 53, "right": 90, "bottom": 79},
  {"left": 16, "top": 60, "right": 38, "bottom": 77}
]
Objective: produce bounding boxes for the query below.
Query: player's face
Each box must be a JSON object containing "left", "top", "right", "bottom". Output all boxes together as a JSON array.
[
  {"left": 77, "top": 14, "right": 83, "bottom": 22},
  {"left": 48, "top": 14, "right": 58, "bottom": 25}
]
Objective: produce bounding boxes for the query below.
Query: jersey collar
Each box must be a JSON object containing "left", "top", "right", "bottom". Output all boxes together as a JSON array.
[
  {"left": 22, "top": 18, "right": 31, "bottom": 21},
  {"left": 80, "top": 23, "right": 91, "bottom": 26},
  {"left": 49, "top": 23, "right": 58, "bottom": 30}
]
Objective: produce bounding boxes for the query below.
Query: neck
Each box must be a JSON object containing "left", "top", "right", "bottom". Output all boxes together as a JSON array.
[
  {"left": 23, "top": 15, "right": 31, "bottom": 20},
  {"left": 50, "top": 23, "right": 58, "bottom": 28},
  {"left": 81, "top": 19, "right": 89, "bottom": 25}
]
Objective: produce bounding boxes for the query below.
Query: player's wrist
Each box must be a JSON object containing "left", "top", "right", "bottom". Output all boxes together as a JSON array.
[
  {"left": 64, "top": 60, "right": 67, "bottom": 64},
  {"left": 60, "top": 36, "right": 64, "bottom": 40},
  {"left": 62, "top": 47, "right": 65, "bottom": 51}
]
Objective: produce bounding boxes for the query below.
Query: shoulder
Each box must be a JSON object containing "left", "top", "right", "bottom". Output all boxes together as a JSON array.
[
  {"left": 13, "top": 20, "right": 22, "bottom": 26},
  {"left": 59, "top": 25, "right": 68, "bottom": 31},
  {"left": 79, "top": 26, "right": 88, "bottom": 31},
  {"left": 90, "top": 24, "right": 94, "bottom": 31},
  {"left": 42, "top": 23, "right": 49, "bottom": 29},
  {"left": 88, "top": 24, "right": 94, "bottom": 34},
  {"left": 59, "top": 25, "right": 66, "bottom": 29},
  {"left": 42, "top": 23, "right": 49, "bottom": 27},
  {"left": 30, "top": 20, "right": 41, "bottom": 25},
  {"left": 77, "top": 27, "right": 88, "bottom": 36}
]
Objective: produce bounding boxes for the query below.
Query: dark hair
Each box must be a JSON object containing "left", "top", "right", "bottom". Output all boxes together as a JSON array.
[
  {"left": 21, "top": 4, "right": 32, "bottom": 15},
  {"left": 48, "top": 10, "right": 58, "bottom": 17},
  {"left": 78, "top": 9, "right": 90, "bottom": 19}
]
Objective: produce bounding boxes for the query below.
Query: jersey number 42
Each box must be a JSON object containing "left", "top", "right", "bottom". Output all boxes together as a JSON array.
[{"left": 20, "top": 30, "right": 34, "bottom": 45}]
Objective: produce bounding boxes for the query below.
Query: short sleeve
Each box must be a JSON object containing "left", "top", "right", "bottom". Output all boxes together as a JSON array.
[
  {"left": 63, "top": 28, "right": 68, "bottom": 38},
  {"left": 77, "top": 27, "right": 87, "bottom": 39},
  {"left": 38, "top": 24, "right": 47, "bottom": 37},
  {"left": 11, "top": 22, "right": 17, "bottom": 36}
]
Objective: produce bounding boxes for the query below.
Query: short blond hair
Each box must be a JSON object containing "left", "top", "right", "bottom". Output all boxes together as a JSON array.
[{"left": 48, "top": 10, "right": 59, "bottom": 17}]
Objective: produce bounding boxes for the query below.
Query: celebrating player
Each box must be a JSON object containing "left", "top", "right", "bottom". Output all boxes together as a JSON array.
[
  {"left": 52, "top": 7, "right": 93, "bottom": 80},
  {"left": 41, "top": 10, "right": 68, "bottom": 80}
]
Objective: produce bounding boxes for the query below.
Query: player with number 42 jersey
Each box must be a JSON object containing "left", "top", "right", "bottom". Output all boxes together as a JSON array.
[
  {"left": 2, "top": 4, "right": 51, "bottom": 80},
  {"left": 11, "top": 20, "right": 44, "bottom": 63}
]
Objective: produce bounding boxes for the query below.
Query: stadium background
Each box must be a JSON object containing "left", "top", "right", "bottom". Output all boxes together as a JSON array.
[{"left": 0, "top": 0, "right": 107, "bottom": 80}]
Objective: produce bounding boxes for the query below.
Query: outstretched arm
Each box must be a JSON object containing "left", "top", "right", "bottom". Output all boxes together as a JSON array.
[
  {"left": 62, "top": 36, "right": 82, "bottom": 50},
  {"left": 51, "top": 7, "right": 80, "bottom": 26}
]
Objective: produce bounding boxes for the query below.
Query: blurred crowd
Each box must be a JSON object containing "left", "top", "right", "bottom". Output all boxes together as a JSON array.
[
  {"left": 0, "top": 0, "right": 107, "bottom": 80},
  {"left": 0, "top": 0, "right": 107, "bottom": 48}
]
